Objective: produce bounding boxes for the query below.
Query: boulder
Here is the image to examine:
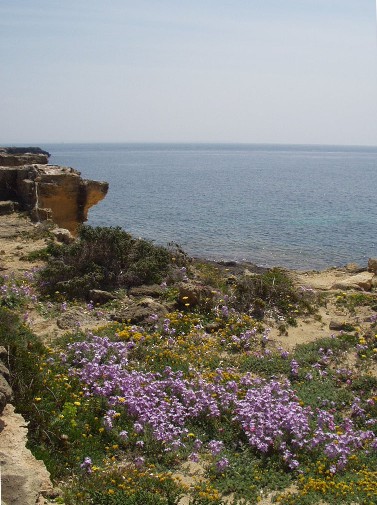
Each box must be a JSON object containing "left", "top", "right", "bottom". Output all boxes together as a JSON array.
[
  {"left": 89, "top": 289, "right": 117, "bottom": 305},
  {"left": 177, "top": 281, "right": 214, "bottom": 308},
  {"left": 368, "top": 258, "right": 377, "bottom": 274},
  {"left": 345, "top": 263, "right": 362, "bottom": 273},
  {"left": 51, "top": 228, "right": 75, "bottom": 244},
  {"left": 329, "top": 320, "right": 355, "bottom": 332},
  {"left": 0, "top": 201, "right": 20, "bottom": 215},
  {"left": 56, "top": 307, "right": 93, "bottom": 330},
  {"left": 128, "top": 284, "right": 164, "bottom": 297},
  {"left": 111, "top": 298, "right": 168, "bottom": 324},
  {"left": 331, "top": 272, "right": 375, "bottom": 291}
]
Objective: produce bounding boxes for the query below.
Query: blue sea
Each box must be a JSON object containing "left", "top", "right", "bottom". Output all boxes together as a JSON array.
[{"left": 45, "top": 143, "right": 377, "bottom": 271}]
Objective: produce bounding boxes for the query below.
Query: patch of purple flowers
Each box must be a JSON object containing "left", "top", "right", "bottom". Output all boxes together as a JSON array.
[{"left": 63, "top": 335, "right": 377, "bottom": 472}]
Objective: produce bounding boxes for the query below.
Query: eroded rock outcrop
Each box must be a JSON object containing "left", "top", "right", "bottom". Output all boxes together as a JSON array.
[
  {"left": 0, "top": 147, "right": 49, "bottom": 167},
  {"left": 331, "top": 271, "right": 375, "bottom": 291},
  {"left": 0, "top": 147, "right": 108, "bottom": 235},
  {"left": 1, "top": 405, "right": 54, "bottom": 505},
  {"left": 0, "top": 347, "right": 12, "bottom": 415}
]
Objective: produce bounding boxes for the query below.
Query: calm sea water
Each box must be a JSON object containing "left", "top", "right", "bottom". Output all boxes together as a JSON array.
[{"left": 45, "top": 143, "right": 377, "bottom": 270}]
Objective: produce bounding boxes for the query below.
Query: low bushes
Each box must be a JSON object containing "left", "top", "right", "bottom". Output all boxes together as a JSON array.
[
  {"left": 233, "top": 268, "right": 314, "bottom": 322},
  {"left": 38, "top": 226, "right": 172, "bottom": 299}
]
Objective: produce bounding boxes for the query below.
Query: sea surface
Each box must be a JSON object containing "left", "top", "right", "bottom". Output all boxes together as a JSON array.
[{"left": 45, "top": 143, "right": 377, "bottom": 271}]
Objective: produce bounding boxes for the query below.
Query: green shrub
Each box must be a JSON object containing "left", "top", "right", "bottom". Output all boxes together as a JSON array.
[
  {"left": 232, "top": 268, "right": 313, "bottom": 321},
  {"left": 239, "top": 353, "right": 291, "bottom": 376},
  {"left": 293, "top": 335, "right": 357, "bottom": 366},
  {"left": 0, "top": 307, "right": 45, "bottom": 409},
  {"left": 22, "top": 246, "right": 52, "bottom": 262},
  {"left": 295, "top": 377, "right": 354, "bottom": 411},
  {"left": 38, "top": 226, "right": 172, "bottom": 299}
]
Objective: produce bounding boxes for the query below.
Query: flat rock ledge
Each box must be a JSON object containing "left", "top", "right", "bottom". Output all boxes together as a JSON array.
[
  {"left": 331, "top": 271, "right": 375, "bottom": 291},
  {"left": 295, "top": 263, "right": 377, "bottom": 292}
]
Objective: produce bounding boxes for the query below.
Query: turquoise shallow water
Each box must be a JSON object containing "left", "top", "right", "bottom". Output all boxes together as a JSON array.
[{"left": 46, "top": 143, "right": 377, "bottom": 270}]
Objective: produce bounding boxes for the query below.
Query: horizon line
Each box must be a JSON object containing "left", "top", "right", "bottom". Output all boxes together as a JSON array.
[{"left": 2, "top": 140, "right": 377, "bottom": 149}]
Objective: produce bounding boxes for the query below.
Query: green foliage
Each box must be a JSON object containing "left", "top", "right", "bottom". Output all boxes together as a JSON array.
[
  {"left": 351, "top": 374, "right": 377, "bottom": 393},
  {"left": 194, "top": 262, "right": 228, "bottom": 290},
  {"left": 210, "top": 448, "right": 292, "bottom": 504},
  {"left": 293, "top": 335, "right": 357, "bottom": 366},
  {"left": 63, "top": 466, "right": 185, "bottom": 505},
  {"left": 232, "top": 268, "right": 314, "bottom": 322},
  {"left": 335, "top": 292, "right": 377, "bottom": 314},
  {"left": 38, "top": 226, "right": 172, "bottom": 299},
  {"left": 22, "top": 246, "right": 52, "bottom": 262},
  {"left": 295, "top": 378, "right": 354, "bottom": 411},
  {"left": 0, "top": 307, "right": 45, "bottom": 403},
  {"left": 239, "top": 353, "right": 291, "bottom": 377}
]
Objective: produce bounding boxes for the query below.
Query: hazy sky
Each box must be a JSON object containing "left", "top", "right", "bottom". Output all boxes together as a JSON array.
[{"left": 1, "top": 0, "right": 376, "bottom": 145}]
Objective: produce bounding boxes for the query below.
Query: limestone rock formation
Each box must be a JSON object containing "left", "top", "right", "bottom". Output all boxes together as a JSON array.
[
  {"left": 0, "top": 147, "right": 108, "bottom": 235},
  {"left": 0, "top": 147, "right": 49, "bottom": 167},
  {"left": 331, "top": 271, "right": 375, "bottom": 291},
  {"left": 1, "top": 405, "right": 54, "bottom": 505}
]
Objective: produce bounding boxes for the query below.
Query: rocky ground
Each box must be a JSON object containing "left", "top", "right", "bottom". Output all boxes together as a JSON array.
[{"left": 0, "top": 212, "right": 376, "bottom": 505}]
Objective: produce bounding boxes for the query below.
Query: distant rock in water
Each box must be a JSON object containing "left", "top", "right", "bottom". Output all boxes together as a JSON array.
[{"left": 0, "top": 146, "right": 108, "bottom": 234}]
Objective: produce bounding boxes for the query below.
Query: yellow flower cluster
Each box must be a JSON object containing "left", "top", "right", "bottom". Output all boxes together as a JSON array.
[{"left": 192, "top": 483, "right": 221, "bottom": 503}]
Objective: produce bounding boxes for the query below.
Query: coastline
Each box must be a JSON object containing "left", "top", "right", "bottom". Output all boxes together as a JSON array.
[{"left": 49, "top": 142, "right": 377, "bottom": 272}]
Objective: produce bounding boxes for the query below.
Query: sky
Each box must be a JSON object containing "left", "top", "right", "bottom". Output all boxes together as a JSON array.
[{"left": 1, "top": 0, "right": 377, "bottom": 145}]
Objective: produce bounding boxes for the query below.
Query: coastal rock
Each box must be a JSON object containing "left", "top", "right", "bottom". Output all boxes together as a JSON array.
[
  {"left": 0, "top": 146, "right": 50, "bottom": 156},
  {"left": 0, "top": 404, "right": 54, "bottom": 505},
  {"left": 0, "top": 148, "right": 108, "bottom": 235},
  {"left": 89, "top": 289, "right": 117, "bottom": 305},
  {"left": 345, "top": 263, "right": 362, "bottom": 273},
  {"left": 177, "top": 281, "right": 214, "bottom": 308},
  {"left": 331, "top": 272, "right": 374, "bottom": 291},
  {"left": 51, "top": 227, "right": 75, "bottom": 244},
  {"left": 30, "top": 165, "right": 108, "bottom": 234},
  {"left": 128, "top": 284, "right": 164, "bottom": 298},
  {"left": 0, "top": 152, "right": 48, "bottom": 167},
  {"left": 329, "top": 320, "right": 355, "bottom": 332},
  {"left": 56, "top": 307, "right": 92, "bottom": 330},
  {"left": 111, "top": 298, "right": 168, "bottom": 324},
  {"left": 368, "top": 258, "right": 377, "bottom": 274},
  {"left": 0, "top": 201, "right": 20, "bottom": 215},
  {"left": 0, "top": 374, "right": 13, "bottom": 414}
]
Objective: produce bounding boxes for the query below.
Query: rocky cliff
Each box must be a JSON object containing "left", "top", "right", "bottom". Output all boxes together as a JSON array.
[{"left": 0, "top": 147, "right": 108, "bottom": 234}]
